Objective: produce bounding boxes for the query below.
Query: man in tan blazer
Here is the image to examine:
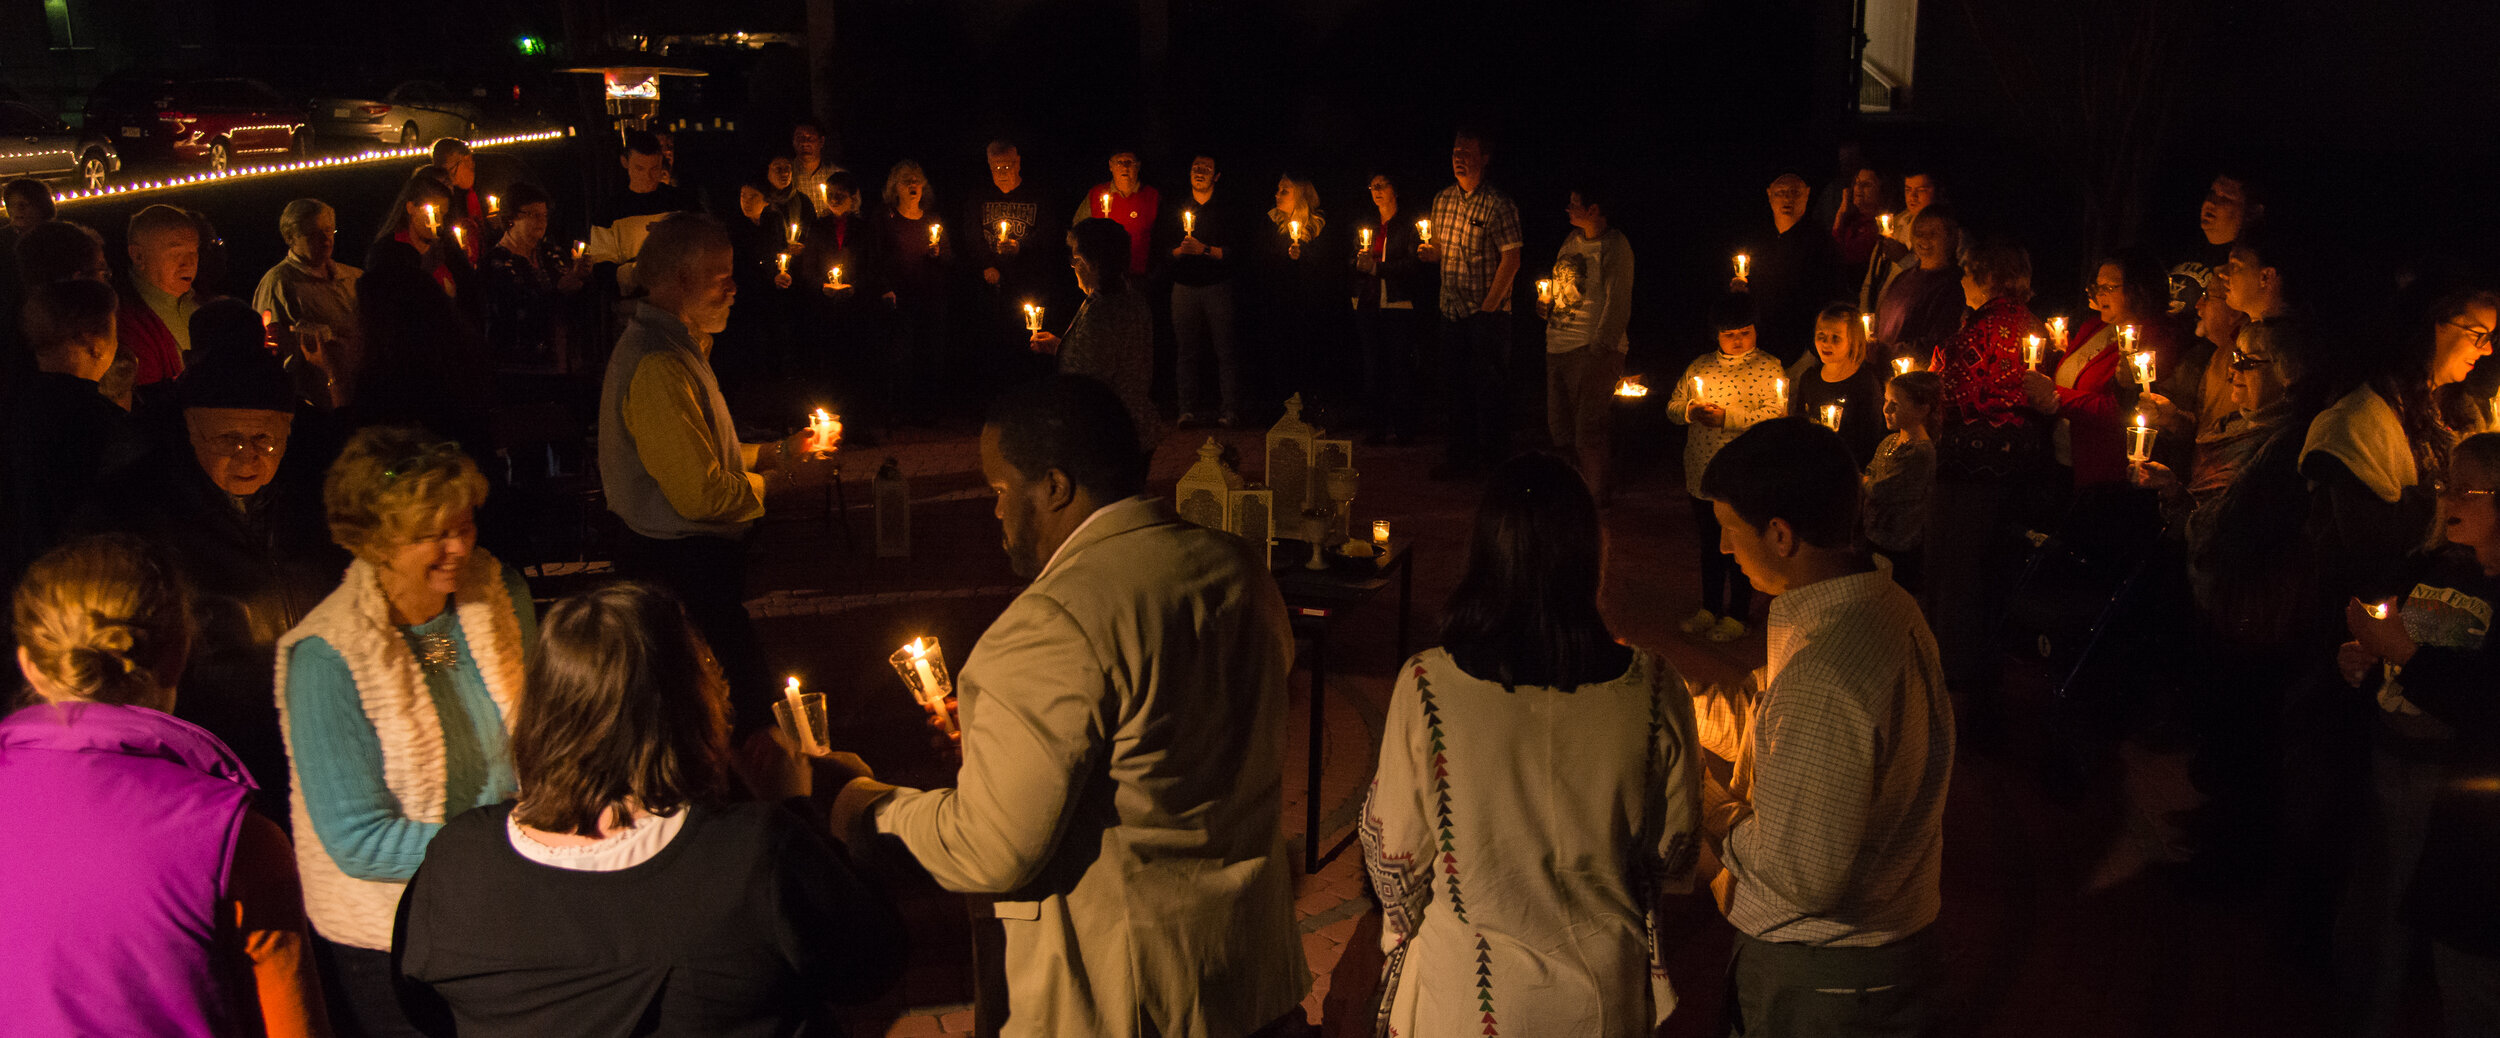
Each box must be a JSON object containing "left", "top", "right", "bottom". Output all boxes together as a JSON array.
[{"left": 822, "top": 376, "right": 1308, "bottom": 1037}]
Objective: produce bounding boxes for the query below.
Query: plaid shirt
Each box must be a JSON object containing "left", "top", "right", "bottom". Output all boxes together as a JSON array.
[{"left": 1427, "top": 182, "right": 1522, "bottom": 321}]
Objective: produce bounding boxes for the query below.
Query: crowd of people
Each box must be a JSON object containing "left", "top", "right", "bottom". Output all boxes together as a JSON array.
[{"left": 0, "top": 110, "right": 2495, "bottom": 1038}]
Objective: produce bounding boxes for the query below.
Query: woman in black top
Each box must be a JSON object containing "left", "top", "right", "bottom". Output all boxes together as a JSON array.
[
  {"left": 1791, "top": 302, "right": 1890, "bottom": 466},
  {"left": 396, "top": 584, "right": 905, "bottom": 1037}
]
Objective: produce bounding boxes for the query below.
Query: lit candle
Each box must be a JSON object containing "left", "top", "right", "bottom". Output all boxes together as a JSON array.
[
  {"left": 1774, "top": 377, "right": 1788, "bottom": 414},
  {"left": 1733, "top": 253, "right": 1749, "bottom": 280},
  {"left": 817, "top": 183, "right": 828, "bottom": 208},
  {"left": 776, "top": 252, "right": 790, "bottom": 275},
  {"left": 782, "top": 676, "right": 821, "bottom": 755},
  {"left": 2366, "top": 600, "right": 2396, "bottom": 620},
  {"left": 486, "top": 194, "right": 499, "bottom": 216},
  {"left": 1358, "top": 226, "right": 1372, "bottom": 253},
  {"left": 928, "top": 222, "right": 942, "bottom": 246},
  {"left": 1894, "top": 356, "right": 1914, "bottom": 377},
  {"left": 1183, "top": 209, "right": 1195, "bottom": 236},
  {"left": 2130, "top": 350, "right": 2158, "bottom": 384},
  {"left": 1879, "top": 212, "right": 1893, "bottom": 236},
  {"left": 897, "top": 638, "right": 960, "bottom": 737},
  {"left": 2023, "top": 335, "right": 2045, "bottom": 369},
  {"left": 261, "top": 309, "right": 276, "bottom": 328},
  {"left": 572, "top": 240, "right": 586, "bottom": 261},
  {"left": 1536, "top": 279, "right": 1553, "bottom": 304},
  {"left": 1613, "top": 377, "right": 1649, "bottom": 398},
  {"left": 998, "top": 220, "right": 1011, "bottom": 245},
  {"left": 2121, "top": 323, "right": 2140, "bottom": 353},
  {"left": 2126, "top": 412, "right": 2157, "bottom": 462},
  {"left": 1023, "top": 302, "right": 1044, "bottom": 333},
  {"left": 1373, "top": 519, "right": 1392, "bottom": 545},
  {"left": 789, "top": 221, "right": 801, "bottom": 244},
  {"left": 1287, "top": 219, "right": 1301, "bottom": 243},
  {"left": 1692, "top": 376, "right": 1707, "bottom": 406},
  {"left": 1860, "top": 313, "right": 1874, "bottom": 339},
  {"left": 2048, "top": 315, "right": 2069, "bottom": 348},
  {"left": 1100, "top": 192, "right": 1112, "bottom": 216},
  {"left": 808, "top": 408, "right": 840, "bottom": 452},
  {"left": 451, "top": 225, "right": 464, "bottom": 250},
  {"left": 423, "top": 203, "right": 438, "bottom": 231},
  {"left": 1820, "top": 402, "right": 1844, "bottom": 430},
  {"left": 829, "top": 265, "right": 843, "bottom": 287},
  {"left": 1416, "top": 219, "right": 1431, "bottom": 244}
]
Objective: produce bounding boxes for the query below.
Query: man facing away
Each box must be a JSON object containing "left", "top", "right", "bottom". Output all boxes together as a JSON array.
[
  {"left": 1692, "top": 418, "right": 1955, "bottom": 1037},
  {"left": 819, "top": 375, "right": 1309, "bottom": 1038}
]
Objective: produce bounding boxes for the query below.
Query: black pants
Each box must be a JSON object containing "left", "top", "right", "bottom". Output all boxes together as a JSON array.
[
  {"left": 616, "top": 530, "right": 777, "bottom": 735},
  {"left": 1440, "top": 312, "right": 1512, "bottom": 467},
  {"left": 317, "top": 937, "right": 427, "bottom": 1038},
  {"left": 1690, "top": 495, "right": 1753, "bottom": 618},
  {"left": 1355, "top": 305, "right": 1422, "bottom": 437}
]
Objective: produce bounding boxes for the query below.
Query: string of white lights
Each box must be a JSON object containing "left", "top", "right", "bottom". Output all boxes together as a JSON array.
[{"left": 51, "top": 127, "right": 576, "bottom": 205}]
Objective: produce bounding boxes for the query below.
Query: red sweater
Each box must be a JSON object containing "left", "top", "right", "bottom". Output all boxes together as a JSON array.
[
  {"left": 1082, "top": 183, "right": 1160, "bottom": 275},
  {"left": 2054, "top": 315, "right": 2188, "bottom": 487},
  {"left": 1932, "top": 296, "right": 2036, "bottom": 429},
  {"left": 117, "top": 286, "right": 185, "bottom": 386}
]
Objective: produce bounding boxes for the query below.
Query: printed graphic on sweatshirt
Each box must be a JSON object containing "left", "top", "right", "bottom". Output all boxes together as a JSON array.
[{"left": 2381, "top": 581, "right": 2494, "bottom": 716}]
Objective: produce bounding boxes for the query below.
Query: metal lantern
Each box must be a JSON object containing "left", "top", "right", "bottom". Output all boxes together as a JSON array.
[
  {"left": 1175, "top": 438, "right": 1273, "bottom": 567},
  {"left": 1265, "top": 394, "right": 1319, "bottom": 535}
]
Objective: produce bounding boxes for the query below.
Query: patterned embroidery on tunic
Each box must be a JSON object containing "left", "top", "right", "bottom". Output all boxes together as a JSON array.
[
  {"left": 1420, "top": 663, "right": 1466, "bottom": 923},
  {"left": 1474, "top": 932, "right": 1499, "bottom": 1032}
]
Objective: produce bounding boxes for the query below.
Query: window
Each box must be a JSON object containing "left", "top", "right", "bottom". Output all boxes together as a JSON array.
[
  {"left": 1860, "top": 0, "right": 1918, "bottom": 111},
  {"left": 0, "top": 103, "right": 55, "bottom": 135}
]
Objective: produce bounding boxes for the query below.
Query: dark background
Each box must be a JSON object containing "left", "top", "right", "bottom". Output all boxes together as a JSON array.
[{"left": 11, "top": 0, "right": 2497, "bottom": 377}]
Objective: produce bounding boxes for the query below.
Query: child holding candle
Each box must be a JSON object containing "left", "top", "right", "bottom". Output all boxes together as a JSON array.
[
  {"left": 1792, "top": 303, "right": 1889, "bottom": 466},
  {"left": 1664, "top": 292, "right": 1788, "bottom": 641},
  {"left": 1866, "top": 370, "right": 1942, "bottom": 592}
]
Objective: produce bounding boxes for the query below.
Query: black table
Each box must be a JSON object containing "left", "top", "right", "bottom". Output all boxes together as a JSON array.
[{"left": 1274, "top": 536, "right": 1414, "bottom": 873}]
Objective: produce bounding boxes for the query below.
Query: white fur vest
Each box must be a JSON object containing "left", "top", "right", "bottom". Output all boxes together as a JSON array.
[{"left": 274, "top": 551, "right": 525, "bottom": 950}]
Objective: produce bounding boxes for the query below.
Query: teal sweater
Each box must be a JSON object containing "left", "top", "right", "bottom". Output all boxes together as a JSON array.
[{"left": 284, "top": 566, "right": 535, "bottom": 882}]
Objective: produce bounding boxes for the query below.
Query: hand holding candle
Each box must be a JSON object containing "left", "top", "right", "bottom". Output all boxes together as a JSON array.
[
  {"left": 775, "top": 677, "right": 827, "bottom": 756},
  {"left": 2127, "top": 412, "right": 2157, "bottom": 462},
  {"left": 1022, "top": 302, "right": 1044, "bottom": 333},
  {"left": 807, "top": 408, "right": 842, "bottom": 455},
  {"left": 1416, "top": 218, "right": 1431, "bottom": 244},
  {"left": 2024, "top": 335, "right": 2045, "bottom": 369},
  {"left": 889, "top": 638, "right": 960, "bottom": 738}
]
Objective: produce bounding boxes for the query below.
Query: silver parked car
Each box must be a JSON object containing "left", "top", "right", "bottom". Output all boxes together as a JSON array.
[
  {"left": 0, "top": 101, "right": 119, "bottom": 189},
  {"left": 311, "top": 80, "right": 482, "bottom": 150}
]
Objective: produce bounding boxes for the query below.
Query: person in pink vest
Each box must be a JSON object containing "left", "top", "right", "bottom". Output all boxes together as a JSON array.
[{"left": 0, "top": 534, "right": 329, "bottom": 1037}]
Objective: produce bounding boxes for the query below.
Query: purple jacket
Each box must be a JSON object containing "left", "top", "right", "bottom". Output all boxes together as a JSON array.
[{"left": 0, "top": 701, "right": 257, "bottom": 1036}]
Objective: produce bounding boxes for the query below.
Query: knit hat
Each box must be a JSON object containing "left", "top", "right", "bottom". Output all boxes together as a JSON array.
[{"left": 180, "top": 300, "right": 292, "bottom": 412}]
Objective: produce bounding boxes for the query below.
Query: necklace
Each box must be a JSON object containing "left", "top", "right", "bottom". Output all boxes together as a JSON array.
[{"left": 413, "top": 631, "right": 459, "bottom": 672}]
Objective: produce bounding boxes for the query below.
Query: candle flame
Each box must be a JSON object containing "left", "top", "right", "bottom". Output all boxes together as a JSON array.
[
  {"left": 786, "top": 675, "right": 801, "bottom": 692},
  {"left": 1614, "top": 378, "right": 1649, "bottom": 398},
  {"left": 905, "top": 637, "right": 931, "bottom": 659},
  {"left": 1895, "top": 357, "right": 1913, "bottom": 376}
]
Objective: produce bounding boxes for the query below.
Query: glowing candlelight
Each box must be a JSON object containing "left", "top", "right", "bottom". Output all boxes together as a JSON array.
[
  {"left": 997, "top": 220, "right": 1011, "bottom": 245},
  {"left": 2130, "top": 350, "right": 2158, "bottom": 384},
  {"left": 450, "top": 225, "right": 464, "bottom": 250},
  {"left": 2126, "top": 412, "right": 2157, "bottom": 462},
  {"left": 1614, "top": 377, "right": 1649, "bottom": 398},
  {"left": 1819, "top": 402, "right": 1845, "bottom": 430},
  {"left": 1358, "top": 226, "right": 1372, "bottom": 252},
  {"left": 2048, "top": 315, "right": 2069, "bottom": 348},
  {"left": 817, "top": 183, "right": 828, "bottom": 207},
  {"left": 1860, "top": 313, "right": 1874, "bottom": 339},
  {"left": 261, "top": 309, "right": 276, "bottom": 328},
  {"left": 1692, "top": 376, "right": 1707, "bottom": 406},
  {"left": 808, "top": 408, "right": 841, "bottom": 454},
  {"left": 2121, "top": 323, "right": 2140, "bottom": 353},
  {"left": 1536, "top": 279, "right": 1553, "bottom": 304},
  {"left": 1287, "top": 219, "right": 1301, "bottom": 243},
  {"left": 782, "top": 677, "right": 821, "bottom": 755},
  {"left": 571, "top": 240, "right": 586, "bottom": 261},
  {"left": 1879, "top": 212, "right": 1893, "bottom": 235},
  {"left": 828, "top": 265, "right": 843, "bottom": 287},
  {"left": 929, "top": 222, "right": 942, "bottom": 246},
  {"left": 1101, "top": 192, "right": 1112, "bottom": 216},
  {"left": 789, "top": 220, "right": 801, "bottom": 243},
  {"left": 1894, "top": 356, "right": 1914, "bottom": 377},
  {"left": 2023, "top": 335, "right": 2045, "bottom": 368},
  {"left": 1416, "top": 218, "right": 1431, "bottom": 244},
  {"left": 1774, "top": 377, "right": 1788, "bottom": 414},
  {"left": 892, "top": 638, "right": 961, "bottom": 737},
  {"left": 1373, "top": 519, "right": 1392, "bottom": 545},
  {"left": 777, "top": 252, "right": 790, "bottom": 275},
  {"left": 423, "top": 203, "right": 438, "bottom": 231},
  {"left": 2367, "top": 600, "right": 2396, "bottom": 621},
  {"left": 1183, "top": 209, "right": 1195, "bottom": 236},
  {"left": 486, "top": 194, "right": 499, "bottom": 216},
  {"left": 1022, "top": 302, "right": 1044, "bottom": 333}
]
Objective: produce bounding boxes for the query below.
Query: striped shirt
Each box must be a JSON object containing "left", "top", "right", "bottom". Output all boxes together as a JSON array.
[
  {"left": 1698, "top": 569, "right": 1954, "bottom": 947},
  {"left": 1427, "top": 182, "right": 1522, "bottom": 321}
]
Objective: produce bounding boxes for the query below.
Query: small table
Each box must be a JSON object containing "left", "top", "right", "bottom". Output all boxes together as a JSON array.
[{"left": 1275, "top": 537, "right": 1414, "bottom": 873}]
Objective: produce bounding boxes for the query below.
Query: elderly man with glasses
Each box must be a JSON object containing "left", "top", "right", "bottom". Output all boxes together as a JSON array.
[{"left": 253, "top": 198, "right": 360, "bottom": 407}]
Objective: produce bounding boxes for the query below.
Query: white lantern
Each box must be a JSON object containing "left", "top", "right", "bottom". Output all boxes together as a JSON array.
[
  {"left": 1175, "top": 438, "right": 1273, "bottom": 567},
  {"left": 1265, "top": 394, "right": 1321, "bottom": 538}
]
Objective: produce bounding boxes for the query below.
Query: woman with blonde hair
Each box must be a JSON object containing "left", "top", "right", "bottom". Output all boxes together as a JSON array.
[
  {"left": 0, "top": 535, "right": 329, "bottom": 1036},
  {"left": 278, "top": 425, "right": 536, "bottom": 1037},
  {"left": 1261, "top": 171, "right": 1342, "bottom": 411},
  {"left": 880, "top": 159, "right": 952, "bottom": 419}
]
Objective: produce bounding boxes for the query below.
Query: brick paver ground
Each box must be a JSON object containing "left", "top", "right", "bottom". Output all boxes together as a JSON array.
[{"left": 694, "top": 414, "right": 2381, "bottom": 1037}]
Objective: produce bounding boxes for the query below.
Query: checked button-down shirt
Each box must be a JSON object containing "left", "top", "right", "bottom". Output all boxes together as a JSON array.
[{"left": 1427, "top": 181, "right": 1522, "bottom": 321}]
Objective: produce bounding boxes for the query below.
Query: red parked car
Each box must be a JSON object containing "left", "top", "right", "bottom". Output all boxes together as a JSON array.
[{"left": 82, "top": 72, "right": 310, "bottom": 172}]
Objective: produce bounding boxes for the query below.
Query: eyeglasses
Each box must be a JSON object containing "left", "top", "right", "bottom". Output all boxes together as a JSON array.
[
  {"left": 2443, "top": 319, "right": 2493, "bottom": 349},
  {"left": 2433, "top": 480, "right": 2498, "bottom": 500},
  {"left": 2228, "top": 351, "right": 2272, "bottom": 372},
  {"left": 198, "top": 432, "right": 286, "bottom": 460},
  {"left": 382, "top": 441, "right": 463, "bottom": 481}
]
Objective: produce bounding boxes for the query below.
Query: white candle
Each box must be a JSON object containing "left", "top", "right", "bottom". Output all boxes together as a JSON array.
[
  {"left": 997, "top": 220, "right": 1011, "bottom": 245},
  {"left": 1733, "top": 253, "right": 1749, "bottom": 279},
  {"left": 2121, "top": 324, "right": 2140, "bottom": 352},
  {"left": 898, "top": 638, "right": 959, "bottom": 736},
  {"left": 1372, "top": 519, "right": 1391, "bottom": 545},
  {"left": 451, "top": 225, "right": 464, "bottom": 250},
  {"left": 1416, "top": 218, "right": 1430, "bottom": 244},
  {"left": 1860, "top": 313, "right": 1874, "bottom": 339},
  {"left": 829, "top": 265, "right": 843, "bottom": 287},
  {"left": 783, "top": 677, "right": 820, "bottom": 755},
  {"left": 1820, "top": 402, "right": 1844, "bottom": 429},
  {"left": 1100, "top": 192, "right": 1112, "bottom": 216},
  {"left": 572, "top": 240, "right": 586, "bottom": 261},
  {"left": 2127, "top": 413, "right": 2157, "bottom": 462},
  {"left": 486, "top": 194, "right": 499, "bottom": 215},
  {"left": 2023, "top": 335, "right": 2045, "bottom": 368},
  {"left": 1536, "top": 279, "right": 1553, "bottom": 304},
  {"left": 1692, "top": 376, "right": 1707, "bottom": 406},
  {"left": 789, "top": 221, "right": 801, "bottom": 243},
  {"left": 1358, "top": 226, "right": 1371, "bottom": 252},
  {"left": 2048, "top": 316, "right": 2069, "bottom": 348},
  {"left": 1023, "top": 302, "right": 1044, "bottom": 332},
  {"left": 1183, "top": 209, "right": 1195, "bottom": 236},
  {"left": 1287, "top": 219, "right": 1301, "bottom": 243},
  {"left": 1774, "top": 377, "right": 1787, "bottom": 414},
  {"left": 777, "top": 252, "right": 790, "bottom": 274},
  {"left": 929, "top": 223, "right": 942, "bottom": 246},
  {"left": 1894, "top": 356, "right": 1913, "bottom": 377},
  {"left": 2130, "top": 350, "right": 2158, "bottom": 384},
  {"left": 1879, "top": 213, "right": 1893, "bottom": 235},
  {"left": 423, "top": 203, "right": 438, "bottom": 231},
  {"left": 808, "top": 408, "right": 839, "bottom": 451},
  {"left": 818, "top": 183, "right": 828, "bottom": 207}
]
